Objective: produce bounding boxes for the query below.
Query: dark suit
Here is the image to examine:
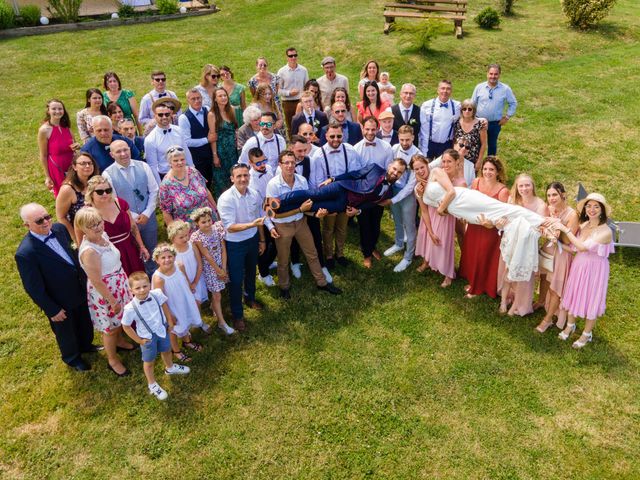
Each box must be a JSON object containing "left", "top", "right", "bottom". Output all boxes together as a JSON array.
[
  {"left": 290, "top": 110, "right": 328, "bottom": 139},
  {"left": 392, "top": 103, "right": 421, "bottom": 147},
  {"left": 376, "top": 129, "right": 399, "bottom": 146},
  {"left": 319, "top": 121, "right": 363, "bottom": 146},
  {"left": 15, "top": 223, "right": 93, "bottom": 365}
]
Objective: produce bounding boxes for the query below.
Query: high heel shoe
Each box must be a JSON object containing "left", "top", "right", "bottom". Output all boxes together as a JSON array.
[
  {"left": 572, "top": 331, "right": 593, "bottom": 349},
  {"left": 534, "top": 320, "right": 554, "bottom": 333},
  {"left": 558, "top": 323, "right": 576, "bottom": 341}
]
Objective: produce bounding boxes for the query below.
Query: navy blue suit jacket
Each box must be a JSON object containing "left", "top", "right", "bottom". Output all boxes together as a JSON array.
[
  {"left": 15, "top": 223, "right": 87, "bottom": 318},
  {"left": 290, "top": 110, "right": 328, "bottom": 138},
  {"left": 319, "top": 121, "right": 363, "bottom": 146},
  {"left": 334, "top": 163, "right": 387, "bottom": 193},
  {"left": 376, "top": 130, "right": 399, "bottom": 146},
  {"left": 81, "top": 133, "right": 141, "bottom": 172}
]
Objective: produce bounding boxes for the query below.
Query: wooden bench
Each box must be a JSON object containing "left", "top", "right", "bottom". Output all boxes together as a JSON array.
[{"left": 383, "top": 0, "right": 467, "bottom": 38}]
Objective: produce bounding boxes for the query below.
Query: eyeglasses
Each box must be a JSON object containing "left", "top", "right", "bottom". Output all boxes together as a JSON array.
[
  {"left": 461, "top": 107, "right": 474, "bottom": 112},
  {"left": 287, "top": 53, "right": 298, "bottom": 58},
  {"left": 167, "top": 146, "right": 185, "bottom": 154},
  {"left": 94, "top": 188, "right": 113, "bottom": 196},
  {"left": 33, "top": 214, "right": 52, "bottom": 225},
  {"left": 281, "top": 160, "right": 296, "bottom": 166},
  {"left": 153, "top": 77, "right": 166, "bottom": 82},
  {"left": 259, "top": 121, "right": 274, "bottom": 128},
  {"left": 328, "top": 134, "right": 343, "bottom": 139},
  {"left": 157, "top": 112, "right": 172, "bottom": 118},
  {"left": 253, "top": 159, "right": 267, "bottom": 167},
  {"left": 76, "top": 161, "right": 93, "bottom": 167},
  {"left": 458, "top": 143, "right": 469, "bottom": 148},
  {"left": 333, "top": 109, "right": 347, "bottom": 114}
]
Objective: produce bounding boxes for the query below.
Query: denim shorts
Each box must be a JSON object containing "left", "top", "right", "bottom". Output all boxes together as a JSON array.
[{"left": 140, "top": 332, "right": 171, "bottom": 362}]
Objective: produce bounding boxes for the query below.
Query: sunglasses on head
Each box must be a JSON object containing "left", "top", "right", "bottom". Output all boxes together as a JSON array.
[
  {"left": 328, "top": 134, "right": 343, "bottom": 139},
  {"left": 94, "top": 188, "right": 113, "bottom": 196},
  {"left": 287, "top": 53, "right": 298, "bottom": 58},
  {"left": 33, "top": 214, "right": 52, "bottom": 225},
  {"left": 259, "top": 121, "right": 274, "bottom": 128},
  {"left": 153, "top": 77, "right": 166, "bottom": 82},
  {"left": 157, "top": 112, "right": 172, "bottom": 118},
  {"left": 167, "top": 146, "right": 185, "bottom": 154}
]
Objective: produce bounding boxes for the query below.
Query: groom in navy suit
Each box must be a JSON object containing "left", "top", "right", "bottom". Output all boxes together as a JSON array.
[{"left": 15, "top": 203, "right": 95, "bottom": 371}]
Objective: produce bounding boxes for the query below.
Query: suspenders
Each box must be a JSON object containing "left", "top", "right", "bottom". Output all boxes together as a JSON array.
[
  {"left": 428, "top": 99, "right": 456, "bottom": 144},
  {"left": 320, "top": 144, "right": 349, "bottom": 177}
]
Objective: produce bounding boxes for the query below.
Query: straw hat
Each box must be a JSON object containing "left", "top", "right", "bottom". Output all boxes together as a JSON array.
[
  {"left": 152, "top": 97, "right": 182, "bottom": 112},
  {"left": 577, "top": 192, "right": 612, "bottom": 217}
]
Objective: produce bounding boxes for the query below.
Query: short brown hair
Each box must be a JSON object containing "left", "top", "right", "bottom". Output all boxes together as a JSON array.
[
  {"left": 398, "top": 125, "right": 414, "bottom": 136},
  {"left": 128, "top": 271, "right": 149, "bottom": 286}
]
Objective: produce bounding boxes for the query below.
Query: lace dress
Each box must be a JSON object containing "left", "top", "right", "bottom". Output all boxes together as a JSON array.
[{"left": 454, "top": 119, "right": 484, "bottom": 165}]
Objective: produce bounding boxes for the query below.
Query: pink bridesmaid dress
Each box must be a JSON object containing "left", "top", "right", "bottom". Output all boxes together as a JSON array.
[{"left": 48, "top": 125, "right": 74, "bottom": 196}]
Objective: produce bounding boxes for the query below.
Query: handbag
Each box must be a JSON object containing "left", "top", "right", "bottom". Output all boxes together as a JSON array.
[{"left": 538, "top": 248, "right": 554, "bottom": 273}]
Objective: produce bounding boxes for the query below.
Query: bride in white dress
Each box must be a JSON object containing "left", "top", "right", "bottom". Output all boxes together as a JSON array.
[{"left": 423, "top": 164, "right": 554, "bottom": 283}]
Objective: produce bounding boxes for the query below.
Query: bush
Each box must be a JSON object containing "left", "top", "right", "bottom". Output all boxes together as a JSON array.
[
  {"left": 475, "top": 7, "right": 500, "bottom": 29},
  {"left": 561, "top": 0, "right": 617, "bottom": 29},
  {"left": 502, "top": 0, "right": 516, "bottom": 15},
  {"left": 156, "top": 0, "right": 179, "bottom": 15},
  {"left": 118, "top": 3, "right": 135, "bottom": 17},
  {"left": 393, "top": 19, "right": 450, "bottom": 53},
  {"left": 47, "top": 0, "right": 82, "bottom": 23},
  {"left": 18, "top": 5, "right": 41, "bottom": 26},
  {"left": 0, "top": 0, "right": 16, "bottom": 29}
]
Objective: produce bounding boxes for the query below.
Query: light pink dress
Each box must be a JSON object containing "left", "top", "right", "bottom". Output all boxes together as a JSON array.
[
  {"left": 561, "top": 234, "right": 613, "bottom": 320},
  {"left": 544, "top": 207, "right": 576, "bottom": 312}
]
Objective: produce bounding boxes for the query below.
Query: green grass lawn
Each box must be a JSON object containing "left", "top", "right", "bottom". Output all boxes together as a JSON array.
[{"left": 1, "top": 0, "right": 640, "bottom": 478}]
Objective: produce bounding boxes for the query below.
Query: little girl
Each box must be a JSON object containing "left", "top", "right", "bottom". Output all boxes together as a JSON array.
[
  {"left": 379, "top": 72, "right": 396, "bottom": 105},
  {"left": 168, "top": 220, "right": 209, "bottom": 306},
  {"left": 152, "top": 243, "right": 206, "bottom": 362},
  {"left": 190, "top": 207, "right": 235, "bottom": 336}
]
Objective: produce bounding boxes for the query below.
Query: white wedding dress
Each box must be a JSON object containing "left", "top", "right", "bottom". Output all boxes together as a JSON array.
[{"left": 423, "top": 180, "right": 544, "bottom": 282}]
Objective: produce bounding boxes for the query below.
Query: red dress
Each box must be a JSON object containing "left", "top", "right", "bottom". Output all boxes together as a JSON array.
[
  {"left": 103, "top": 198, "right": 145, "bottom": 276},
  {"left": 48, "top": 125, "right": 74, "bottom": 197},
  {"left": 458, "top": 182, "right": 508, "bottom": 298}
]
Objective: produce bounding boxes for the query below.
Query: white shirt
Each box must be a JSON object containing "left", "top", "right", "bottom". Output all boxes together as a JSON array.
[
  {"left": 392, "top": 143, "right": 420, "bottom": 164},
  {"left": 429, "top": 156, "right": 475, "bottom": 188},
  {"left": 419, "top": 98, "right": 461, "bottom": 155},
  {"left": 390, "top": 143, "right": 421, "bottom": 204},
  {"left": 265, "top": 173, "right": 308, "bottom": 223},
  {"left": 310, "top": 143, "right": 362, "bottom": 189},
  {"left": 377, "top": 129, "right": 395, "bottom": 144},
  {"left": 217, "top": 185, "right": 269, "bottom": 242},
  {"left": 144, "top": 124, "right": 194, "bottom": 185},
  {"left": 317, "top": 73, "right": 350, "bottom": 110},
  {"left": 277, "top": 64, "right": 309, "bottom": 100},
  {"left": 121, "top": 289, "right": 168, "bottom": 339},
  {"left": 102, "top": 160, "right": 159, "bottom": 220},
  {"left": 238, "top": 133, "right": 287, "bottom": 171},
  {"left": 248, "top": 165, "right": 274, "bottom": 200},
  {"left": 354, "top": 138, "right": 394, "bottom": 170},
  {"left": 139, "top": 89, "right": 181, "bottom": 126},
  {"left": 177, "top": 107, "right": 210, "bottom": 148}
]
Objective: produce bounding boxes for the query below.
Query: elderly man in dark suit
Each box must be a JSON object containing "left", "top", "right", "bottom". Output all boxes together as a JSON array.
[
  {"left": 391, "top": 83, "right": 421, "bottom": 148},
  {"left": 15, "top": 203, "right": 95, "bottom": 371}
]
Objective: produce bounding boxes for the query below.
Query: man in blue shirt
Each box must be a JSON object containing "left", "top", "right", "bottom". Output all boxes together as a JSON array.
[
  {"left": 472, "top": 64, "right": 517, "bottom": 155},
  {"left": 80, "top": 116, "right": 141, "bottom": 171}
]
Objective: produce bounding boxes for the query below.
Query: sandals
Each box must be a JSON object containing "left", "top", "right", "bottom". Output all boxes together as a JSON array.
[
  {"left": 572, "top": 331, "right": 593, "bottom": 349},
  {"left": 558, "top": 323, "right": 576, "bottom": 341},
  {"left": 182, "top": 341, "right": 203, "bottom": 352},
  {"left": 173, "top": 350, "right": 192, "bottom": 362},
  {"left": 416, "top": 262, "right": 429, "bottom": 273}
]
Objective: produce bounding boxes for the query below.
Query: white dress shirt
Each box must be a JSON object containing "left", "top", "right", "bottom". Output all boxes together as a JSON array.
[
  {"left": 419, "top": 98, "right": 461, "bottom": 155},
  {"left": 354, "top": 138, "right": 394, "bottom": 170},
  {"left": 217, "top": 185, "right": 269, "bottom": 242},
  {"left": 139, "top": 89, "right": 181, "bottom": 126},
  {"left": 121, "top": 289, "right": 168, "bottom": 339},
  {"left": 238, "top": 133, "right": 287, "bottom": 171},
  {"left": 102, "top": 159, "right": 159, "bottom": 220},
  {"left": 144, "top": 124, "right": 194, "bottom": 185},
  {"left": 392, "top": 143, "right": 420, "bottom": 164},
  {"left": 277, "top": 64, "right": 309, "bottom": 101},
  {"left": 248, "top": 165, "right": 274, "bottom": 200},
  {"left": 177, "top": 107, "right": 210, "bottom": 148},
  {"left": 265, "top": 173, "right": 309, "bottom": 224},
  {"left": 31, "top": 230, "right": 74, "bottom": 265},
  {"left": 309, "top": 143, "right": 362, "bottom": 188}
]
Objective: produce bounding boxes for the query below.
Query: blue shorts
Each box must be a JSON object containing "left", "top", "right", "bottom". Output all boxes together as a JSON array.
[{"left": 140, "top": 332, "right": 171, "bottom": 362}]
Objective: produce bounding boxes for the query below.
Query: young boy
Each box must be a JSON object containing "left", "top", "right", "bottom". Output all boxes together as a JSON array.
[{"left": 122, "top": 271, "right": 190, "bottom": 400}]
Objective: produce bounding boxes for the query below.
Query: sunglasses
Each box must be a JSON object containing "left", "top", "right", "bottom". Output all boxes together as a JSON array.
[
  {"left": 167, "top": 146, "right": 185, "bottom": 154},
  {"left": 157, "top": 112, "right": 172, "bottom": 118},
  {"left": 133, "top": 188, "right": 145, "bottom": 202},
  {"left": 153, "top": 77, "right": 166, "bottom": 82},
  {"left": 76, "top": 161, "right": 93, "bottom": 167},
  {"left": 287, "top": 53, "right": 298, "bottom": 58},
  {"left": 94, "top": 188, "right": 113, "bottom": 196},
  {"left": 461, "top": 107, "right": 474, "bottom": 112},
  {"left": 328, "top": 134, "right": 343, "bottom": 139},
  {"left": 259, "top": 121, "right": 274, "bottom": 128},
  {"left": 458, "top": 143, "right": 469, "bottom": 148},
  {"left": 33, "top": 214, "right": 52, "bottom": 225},
  {"left": 333, "top": 109, "right": 347, "bottom": 114},
  {"left": 253, "top": 159, "right": 267, "bottom": 167},
  {"left": 210, "top": 74, "right": 220, "bottom": 79}
]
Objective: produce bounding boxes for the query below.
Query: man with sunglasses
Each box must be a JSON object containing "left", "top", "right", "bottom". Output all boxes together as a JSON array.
[
  {"left": 16, "top": 203, "right": 96, "bottom": 371},
  {"left": 418, "top": 80, "right": 461, "bottom": 159},
  {"left": 310, "top": 120, "right": 363, "bottom": 268},
  {"left": 277, "top": 47, "right": 309, "bottom": 136},
  {"left": 318, "top": 102, "right": 362, "bottom": 146},
  {"left": 238, "top": 112, "right": 287, "bottom": 171},
  {"left": 144, "top": 99, "right": 194, "bottom": 185},
  {"left": 103, "top": 140, "right": 159, "bottom": 275},
  {"left": 296, "top": 123, "right": 321, "bottom": 152},
  {"left": 471, "top": 64, "right": 517, "bottom": 155},
  {"left": 138, "top": 70, "right": 181, "bottom": 132},
  {"left": 178, "top": 88, "right": 214, "bottom": 186}
]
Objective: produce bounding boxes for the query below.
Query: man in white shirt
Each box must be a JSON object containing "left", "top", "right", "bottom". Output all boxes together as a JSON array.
[
  {"left": 317, "top": 56, "right": 350, "bottom": 111},
  {"left": 419, "top": 80, "right": 461, "bottom": 159},
  {"left": 138, "top": 71, "right": 181, "bottom": 133},
  {"left": 384, "top": 126, "right": 421, "bottom": 272},
  {"left": 354, "top": 117, "right": 394, "bottom": 268},
  {"left": 297, "top": 122, "right": 321, "bottom": 151},
  {"left": 217, "top": 164, "right": 277, "bottom": 331},
  {"left": 103, "top": 139, "right": 159, "bottom": 275},
  {"left": 310, "top": 121, "right": 362, "bottom": 268},
  {"left": 144, "top": 99, "right": 193, "bottom": 185},
  {"left": 178, "top": 88, "right": 214, "bottom": 186},
  {"left": 266, "top": 151, "right": 341, "bottom": 299},
  {"left": 239, "top": 112, "right": 287, "bottom": 171},
  {"left": 277, "top": 47, "right": 309, "bottom": 136}
]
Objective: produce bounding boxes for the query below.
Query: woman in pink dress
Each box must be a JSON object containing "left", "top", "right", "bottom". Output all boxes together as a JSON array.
[
  {"left": 415, "top": 151, "right": 466, "bottom": 287},
  {"left": 84, "top": 176, "right": 149, "bottom": 276},
  {"left": 556, "top": 193, "right": 614, "bottom": 349},
  {"left": 498, "top": 174, "right": 548, "bottom": 316},
  {"left": 37, "top": 99, "right": 79, "bottom": 196},
  {"left": 534, "top": 182, "right": 579, "bottom": 332}
]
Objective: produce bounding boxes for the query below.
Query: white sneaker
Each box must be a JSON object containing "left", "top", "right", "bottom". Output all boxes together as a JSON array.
[
  {"left": 165, "top": 364, "right": 191, "bottom": 375},
  {"left": 258, "top": 274, "right": 275, "bottom": 287},
  {"left": 291, "top": 263, "right": 302, "bottom": 279},
  {"left": 322, "top": 267, "right": 333, "bottom": 283},
  {"left": 148, "top": 383, "right": 168, "bottom": 400},
  {"left": 393, "top": 258, "right": 411, "bottom": 272},
  {"left": 218, "top": 323, "right": 236, "bottom": 336},
  {"left": 384, "top": 245, "right": 403, "bottom": 257},
  {"left": 269, "top": 261, "right": 278, "bottom": 270}
]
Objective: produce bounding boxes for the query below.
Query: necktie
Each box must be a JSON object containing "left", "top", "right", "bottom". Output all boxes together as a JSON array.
[
  {"left": 403, "top": 109, "right": 409, "bottom": 123},
  {"left": 307, "top": 116, "right": 313, "bottom": 125},
  {"left": 440, "top": 102, "right": 448, "bottom": 108},
  {"left": 140, "top": 297, "right": 153, "bottom": 304},
  {"left": 43, "top": 233, "right": 56, "bottom": 243},
  {"left": 163, "top": 129, "right": 172, "bottom": 134},
  {"left": 158, "top": 93, "right": 167, "bottom": 98},
  {"left": 366, "top": 142, "right": 376, "bottom": 147}
]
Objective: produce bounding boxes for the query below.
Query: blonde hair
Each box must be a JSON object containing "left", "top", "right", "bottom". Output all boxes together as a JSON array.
[
  {"left": 167, "top": 220, "right": 190, "bottom": 241},
  {"left": 85, "top": 175, "right": 114, "bottom": 204},
  {"left": 152, "top": 242, "right": 177, "bottom": 261},
  {"left": 510, "top": 173, "right": 538, "bottom": 206},
  {"left": 73, "top": 206, "right": 103, "bottom": 233},
  {"left": 200, "top": 64, "right": 219, "bottom": 88},
  {"left": 128, "top": 271, "right": 149, "bottom": 286},
  {"left": 190, "top": 206, "right": 213, "bottom": 224}
]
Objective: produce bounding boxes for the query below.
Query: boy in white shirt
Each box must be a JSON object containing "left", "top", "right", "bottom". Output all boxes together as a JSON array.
[{"left": 122, "top": 272, "right": 190, "bottom": 401}]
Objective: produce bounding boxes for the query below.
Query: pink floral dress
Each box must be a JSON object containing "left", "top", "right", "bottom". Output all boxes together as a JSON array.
[
  {"left": 159, "top": 167, "right": 219, "bottom": 227},
  {"left": 190, "top": 222, "right": 226, "bottom": 292}
]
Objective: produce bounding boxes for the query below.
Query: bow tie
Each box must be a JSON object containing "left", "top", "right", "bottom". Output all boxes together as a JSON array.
[
  {"left": 140, "top": 297, "right": 153, "bottom": 304},
  {"left": 43, "top": 233, "right": 56, "bottom": 243},
  {"left": 195, "top": 109, "right": 203, "bottom": 116},
  {"left": 263, "top": 138, "right": 274, "bottom": 144},
  {"left": 158, "top": 93, "right": 168, "bottom": 98},
  {"left": 365, "top": 142, "right": 376, "bottom": 147},
  {"left": 258, "top": 171, "right": 268, "bottom": 178},
  {"left": 440, "top": 102, "right": 448, "bottom": 108},
  {"left": 163, "top": 129, "right": 172, "bottom": 134},
  {"left": 329, "top": 150, "right": 341, "bottom": 154}
]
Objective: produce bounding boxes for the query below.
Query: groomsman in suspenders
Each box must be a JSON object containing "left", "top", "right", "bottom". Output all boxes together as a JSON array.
[
  {"left": 392, "top": 83, "right": 421, "bottom": 148},
  {"left": 238, "top": 112, "right": 287, "bottom": 171},
  {"left": 178, "top": 88, "right": 214, "bottom": 186},
  {"left": 311, "top": 121, "right": 363, "bottom": 268},
  {"left": 419, "top": 80, "right": 461, "bottom": 159},
  {"left": 103, "top": 140, "right": 159, "bottom": 275}
]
